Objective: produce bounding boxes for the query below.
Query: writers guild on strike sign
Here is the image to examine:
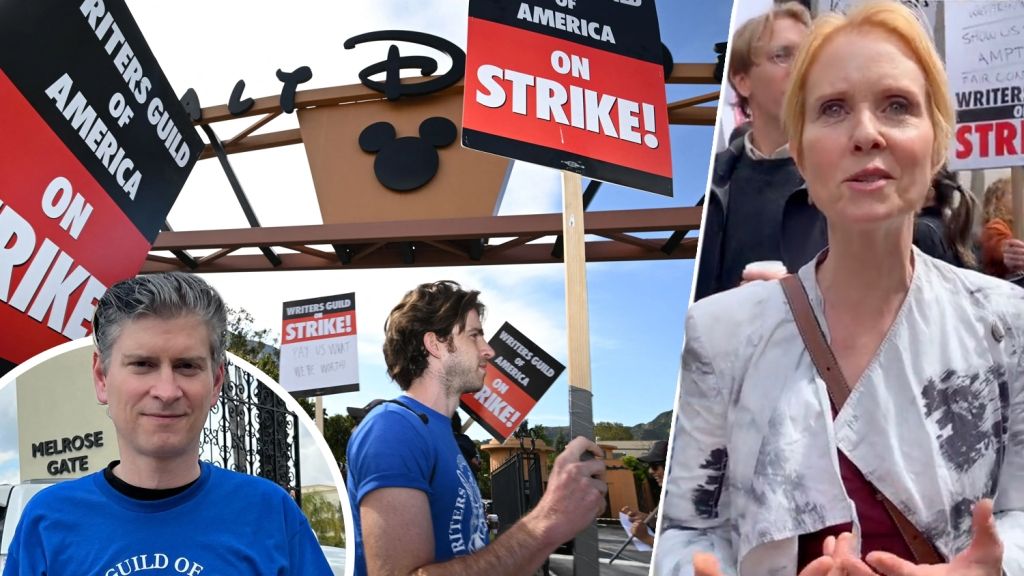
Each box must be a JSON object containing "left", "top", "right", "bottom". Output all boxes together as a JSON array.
[
  {"left": 280, "top": 293, "right": 359, "bottom": 395},
  {"left": 461, "top": 323, "right": 565, "bottom": 441},
  {"left": 0, "top": 177, "right": 107, "bottom": 341},
  {"left": 475, "top": 50, "right": 662, "bottom": 150}
]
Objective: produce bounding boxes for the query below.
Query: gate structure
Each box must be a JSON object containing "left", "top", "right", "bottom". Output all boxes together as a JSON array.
[
  {"left": 200, "top": 355, "right": 303, "bottom": 505},
  {"left": 491, "top": 449, "right": 544, "bottom": 535}
]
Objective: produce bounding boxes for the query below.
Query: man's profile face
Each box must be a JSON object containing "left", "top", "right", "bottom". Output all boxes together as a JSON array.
[
  {"left": 440, "top": 310, "right": 494, "bottom": 396},
  {"left": 93, "top": 314, "right": 224, "bottom": 465}
]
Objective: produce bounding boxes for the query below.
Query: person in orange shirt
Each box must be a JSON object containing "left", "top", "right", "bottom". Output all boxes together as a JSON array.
[{"left": 980, "top": 178, "right": 1024, "bottom": 279}]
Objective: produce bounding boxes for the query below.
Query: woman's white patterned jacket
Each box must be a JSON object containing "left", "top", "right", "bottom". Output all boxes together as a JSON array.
[{"left": 655, "top": 249, "right": 1024, "bottom": 576}]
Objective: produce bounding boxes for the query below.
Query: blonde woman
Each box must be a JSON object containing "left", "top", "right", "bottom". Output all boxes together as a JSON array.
[{"left": 656, "top": 3, "right": 1023, "bottom": 575}]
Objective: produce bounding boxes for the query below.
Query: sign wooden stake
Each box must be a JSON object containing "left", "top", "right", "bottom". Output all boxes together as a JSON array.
[
  {"left": 315, "top": 396, "right": 325, "bottom": 435},
  {"left": 562, "top": 170, "right": 598, "bottom": 576},
  {"left": 1012, "top": 166, "right": 1024, "bottom": 240}
]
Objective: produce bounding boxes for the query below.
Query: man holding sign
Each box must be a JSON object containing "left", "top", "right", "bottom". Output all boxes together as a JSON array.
[{"left": 347, "top": 280, "right": 607, "bottom": 575}]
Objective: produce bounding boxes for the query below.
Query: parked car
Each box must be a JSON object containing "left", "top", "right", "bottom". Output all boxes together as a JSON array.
[
  {"left": 320, "top": 544, "right": 346, "bottom": 576},
  {"left": 1, "top": 482, "right": 57, "bottom": 572}
]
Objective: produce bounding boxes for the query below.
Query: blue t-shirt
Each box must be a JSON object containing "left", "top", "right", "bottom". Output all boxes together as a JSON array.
[
  {"left": 347, "top": 396, "right": 489, "bottom": 575},
  {"left": 3, "top": 462, "right": 333, "bottom": 576}
]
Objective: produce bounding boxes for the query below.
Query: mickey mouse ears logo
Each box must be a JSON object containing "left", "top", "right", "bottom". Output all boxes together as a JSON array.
[{"left": 359, "top": 117, "right": 458, "bottom": 192}]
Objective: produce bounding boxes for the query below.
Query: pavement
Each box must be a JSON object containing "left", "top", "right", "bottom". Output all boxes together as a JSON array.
[{"left": 545, "top": 524, "right": 653, "bottom": 576}]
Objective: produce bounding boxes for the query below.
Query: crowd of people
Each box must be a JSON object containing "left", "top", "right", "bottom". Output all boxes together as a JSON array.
[{"left": 696, "top": 2, "right": 1023, "bottom": 303}]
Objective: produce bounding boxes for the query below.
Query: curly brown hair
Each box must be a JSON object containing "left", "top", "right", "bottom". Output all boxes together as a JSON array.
[
  {"left": 983, "top": 178, "right": 1012, "bottom": 226},
  {"left": 383, "top": 281, "right": 485, "bottom": 390}
]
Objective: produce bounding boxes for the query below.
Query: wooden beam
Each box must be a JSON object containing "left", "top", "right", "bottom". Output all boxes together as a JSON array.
[
  {"left": 141, "top": 239, "right": 695, "bottom": 274},
  {"left": 668, "top": 91, "right": 720, "bottom": 110},
  {"left": 422, "top": 239, "right": 469, "bottom": 258},
  {"left": 146, "top": 253, "right": 180, "bottom": 265},
  {"left": 150, "top": 208, "right": 702, "bottom": 251},
  {"left": 666, "top": 63, "right": 717, "bottom": 85},
  {"left": 351, "top": 242, "right": 387, "bottom": 263},
  {"left": 226, "top": 111, "right": 282, "bottom": 146},
  {"left": 668, "top": 107, "right": 717, "bottom": 125},
  {"left": 198, "top": 247, "right": 237, "bottom": 265},
  {"left": 199, "top": 128, "right": 302, "bottom": 160},
  {"left": 486, "top": 235, "right": 544, "bottom": 256},
  {"left": 595, "top": 232, "right": 662, "bottom": 251},
  {"left": 284, "top": 244, "right": 337, "bottom": 261}
]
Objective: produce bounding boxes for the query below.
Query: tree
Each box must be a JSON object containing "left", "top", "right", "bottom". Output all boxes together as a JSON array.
[
  {"left": 476, "top": 440, "right": 492, "bottom": 499},
  {"left": 622, "top": 455, "right": 649, "bottom": 483},
  {"left": 594, "top": 421, "right": 634, "bottom": 441},
  {"left": 302, "top": 492, "right": 345, "bottom": 547},
  {"left": 554, "top": 431, "right": 567, "bottom": 453},
  {"left": 226, "top": 307, "right": 280, "bottom": 381},
  {"left": 324, "top": 412, "right": 356, "bottom": 470},
  {"left": 528, "top": 423, "right": 552, "bottom": 445}
]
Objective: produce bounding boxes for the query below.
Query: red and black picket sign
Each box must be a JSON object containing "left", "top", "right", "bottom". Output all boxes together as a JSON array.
[
  {"left": 461, "top": 322, "right": 565, "bottom": 442},
  {"left": 463, "top": 0, "right": 672, "bottom": 196},
  {"left": 0, "top": 0, "right": 201, "bottom": 373}
]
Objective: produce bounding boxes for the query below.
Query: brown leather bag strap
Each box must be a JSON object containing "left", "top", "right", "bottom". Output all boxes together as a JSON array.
[
  {"left": 780, "top": 275, "right": 851, "bottom": 411},
  {"left": 779, "top": 275, "right": 944, "bottom": 565}
]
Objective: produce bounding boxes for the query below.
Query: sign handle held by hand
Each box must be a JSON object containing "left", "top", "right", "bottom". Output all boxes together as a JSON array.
[{"left": 562, "top": 169, "right": 598, "bottom": 576}]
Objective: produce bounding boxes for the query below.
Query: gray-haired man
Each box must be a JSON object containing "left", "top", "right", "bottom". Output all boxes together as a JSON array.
[{"left": 3, "top": 273, "right": 332, "bottom": 576}]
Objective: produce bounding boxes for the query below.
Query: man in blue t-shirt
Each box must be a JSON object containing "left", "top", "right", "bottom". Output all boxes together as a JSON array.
[
  {"left": 3, "top": 273, "right": 333, "bottom": 576},
  {"left": 347, "top": 281, "right": 608, "bottom": 575}
]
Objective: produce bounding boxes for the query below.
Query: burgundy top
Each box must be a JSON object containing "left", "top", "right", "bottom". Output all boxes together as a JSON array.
[{"left": 796, "top": 449, "right": 915, "bottom": 570}]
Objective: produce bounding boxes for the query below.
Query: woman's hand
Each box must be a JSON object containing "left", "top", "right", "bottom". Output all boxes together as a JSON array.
[
  {"left": 692, "top": 551, "right": 838, "bottom": 576},
  {"left": 692, "top": 552, "right": 731, "bottom": 576},
  {"left": 740, "top": 261, "right": 789, "bottom": 285},
  {"left": 630, "top": 519, "right": 655, "bottom": 546},
  {"left": 620, "top": 505, "right": 644, "bottom": 525},
  {"left": 856, "top": 499, "right": 1003, "bottom": 576},
  {"left": 692, "top": 532, "right": 871, "bottom": 576},
  {"left": 1002, "top": 238, "right": 1024, "bottom": 272}
]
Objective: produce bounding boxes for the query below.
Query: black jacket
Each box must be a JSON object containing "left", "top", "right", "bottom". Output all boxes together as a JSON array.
[{"left": 694, "top": 135, "right": 827, "bottom": 301}]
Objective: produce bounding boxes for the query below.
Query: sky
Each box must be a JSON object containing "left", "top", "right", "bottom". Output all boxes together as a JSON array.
[
  {"left": 126, "top": 0, "right": 733, "bottom": 439},
  {"left": 0, "top": 0, "right": 734, "bottom": 486}
]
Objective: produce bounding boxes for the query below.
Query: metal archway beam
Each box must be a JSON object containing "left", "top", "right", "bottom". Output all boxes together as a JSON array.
[{"left": 144, "top": 207, "right": 702, "bottom": 273}]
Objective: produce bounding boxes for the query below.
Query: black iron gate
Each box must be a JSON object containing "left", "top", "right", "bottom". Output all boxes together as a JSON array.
[
  {"left": 491, "top": 450, "right": 544, "bottom": 535},
  {"left": 200, "top": 357, "right": 303, "bottom": 505}
]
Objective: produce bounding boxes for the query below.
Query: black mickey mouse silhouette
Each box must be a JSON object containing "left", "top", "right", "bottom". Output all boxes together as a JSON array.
[{"left": 359, "top": 117, "right": 457, "bottom": 192}]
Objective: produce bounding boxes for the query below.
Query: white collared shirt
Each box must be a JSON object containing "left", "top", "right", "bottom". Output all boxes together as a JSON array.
[{"left": 743, "top": 130, "right": 791, "bottom": 160}]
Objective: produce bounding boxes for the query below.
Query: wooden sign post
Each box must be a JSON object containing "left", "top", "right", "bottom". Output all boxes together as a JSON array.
[
  {"left": 462, "top": 1, "right": 671, "bottom": 571},
  {"left": 562, "top": 170, "right": 598, "bottom": 575},
  {"left": 1012, "top": 167, "right": 1024, "bottom": 240}
]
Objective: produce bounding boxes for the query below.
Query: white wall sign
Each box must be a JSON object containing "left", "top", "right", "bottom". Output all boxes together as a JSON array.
[{"left": 945, "top": 1, "right": 1024, "bottom": 170}]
